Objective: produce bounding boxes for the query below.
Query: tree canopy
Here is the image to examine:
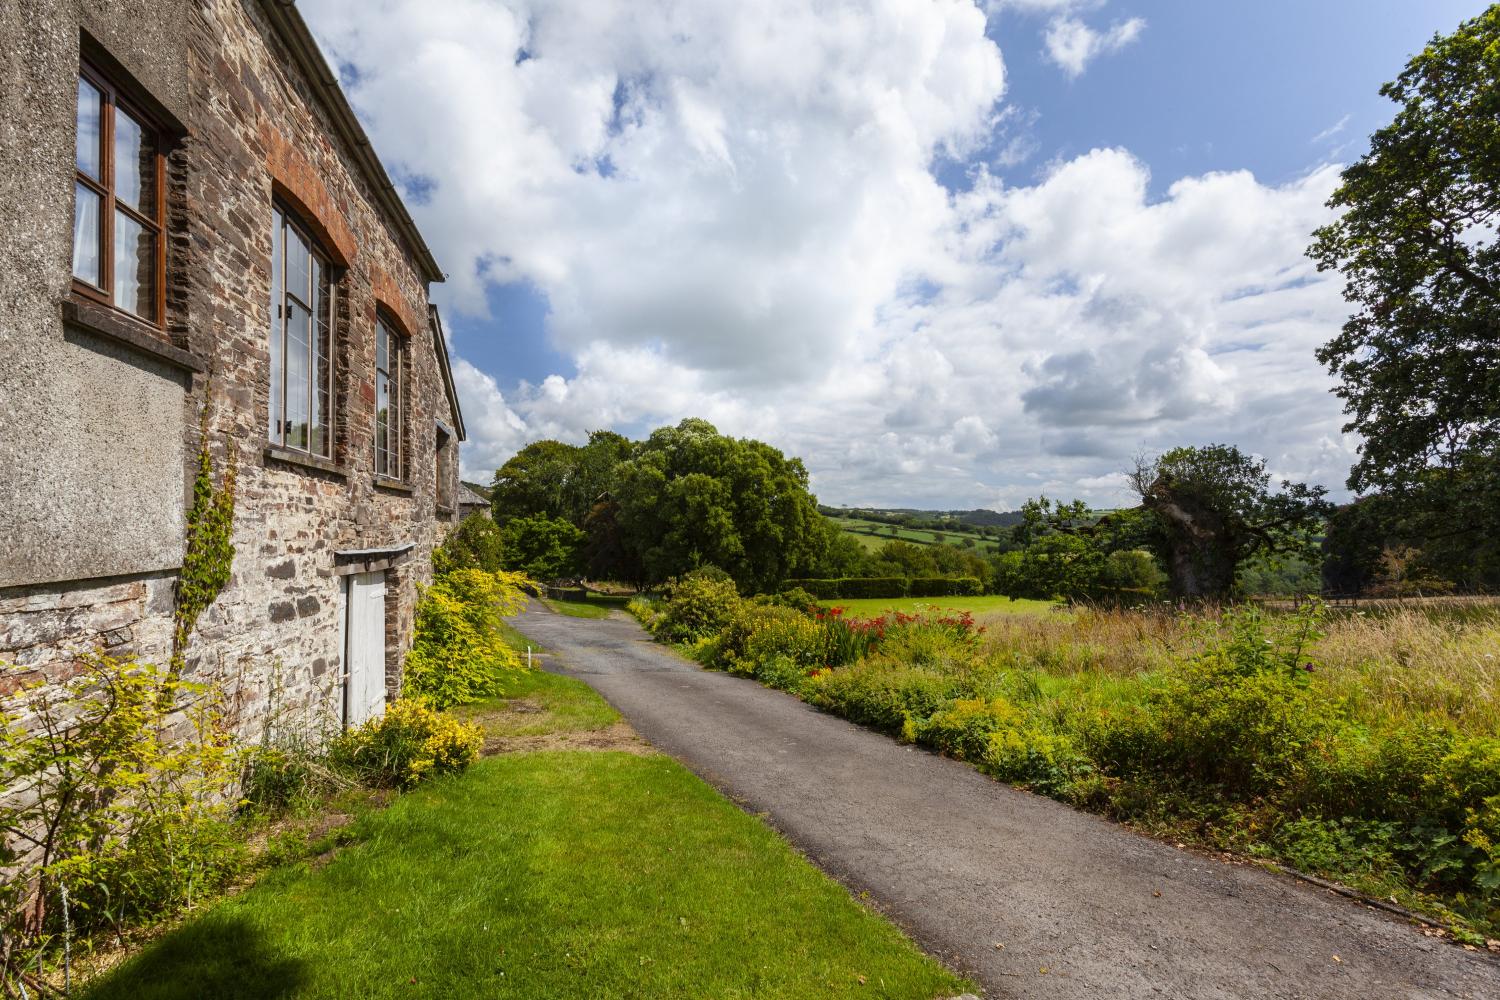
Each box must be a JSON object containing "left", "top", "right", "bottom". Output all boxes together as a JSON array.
[
  {"left": 486, "top": 420, "right": 827, "bottom": 593},
  {"left": 1308, "top": 6, "right": 1500, "bottom": 582},
  {"left": 612, "top": 419, "right": 826, "bottom": 593}
]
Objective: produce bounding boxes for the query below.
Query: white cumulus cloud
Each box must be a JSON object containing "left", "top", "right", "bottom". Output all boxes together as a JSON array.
[
  {"left": 1043, "top": 14, "right": 1146, "bottom": 77},
  {"left": 301, "top": 0, "right": 1356, "bottom": 508}
]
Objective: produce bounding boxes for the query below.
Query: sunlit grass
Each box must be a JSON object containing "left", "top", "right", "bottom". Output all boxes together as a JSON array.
[
  {"left": 450, "top": 668, "right": 620, "bottom": 739},
  {"left": 83, "top": 752, "right": 968, "bottom": 1000}
]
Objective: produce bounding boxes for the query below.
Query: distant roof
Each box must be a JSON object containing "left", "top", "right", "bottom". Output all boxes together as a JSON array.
[
  {"left": 460, "top": 481, "right": 492, "bottom": 501},
  {"left": 458, "top": 484, "right": 489, "bottom": 509}
]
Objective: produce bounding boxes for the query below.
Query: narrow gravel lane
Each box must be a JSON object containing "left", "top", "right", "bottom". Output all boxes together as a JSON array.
[{"left": 510, "top": 603, "right": 1500, "bottom": 999}]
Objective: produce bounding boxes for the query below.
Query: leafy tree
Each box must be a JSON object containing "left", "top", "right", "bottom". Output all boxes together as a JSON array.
[
  {"left": 1128, "top": 445, "right": 1330, "bottom": 600},
  {"left": 1320, "top": 495, "right": 1479, "bottom": 594},
  {"left": 1308, "top": 7, "right": 1500, "bottom": 578},
  {"left": 612, "top": 419, "right": 825, "bottom": 592},
  {"left": 565, "top": 430, "right": 634, "bottom": 523},
  {"left": 811, "top": 524, "right": 872, "bottom": 578},
  {"left": 432, "top": 512, "right": 505, "bottom": 575},
  {"left": 580, "top": 497, "right": 644, "bottom": 586},
  {"left": 1011, "top": 497, "right": 1092, "bottom": 547},
  {"left": 498, "top": 515, "right": 585, "bottom": 581},
  {"left": 490, "top": 440, "right": 581, "bottom": 525}
]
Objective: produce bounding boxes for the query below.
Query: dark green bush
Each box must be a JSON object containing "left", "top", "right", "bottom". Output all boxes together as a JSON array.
[
  {"left": 908, "top": 576, "right": 982, "bottom": 597},
  {"left": 839, "top": 577, "right": 911, "bottom": 598},
  {"left": 771, "top": 586, "right": 820, "bottom": 611}
]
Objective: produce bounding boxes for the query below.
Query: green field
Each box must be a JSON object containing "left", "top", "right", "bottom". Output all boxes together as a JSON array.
[
  {"left": 831, "top": 594, "right": 1057, "bottom": 619},
  {"left": 829, "top": 516, "right": 1003, "bottom": 553}
]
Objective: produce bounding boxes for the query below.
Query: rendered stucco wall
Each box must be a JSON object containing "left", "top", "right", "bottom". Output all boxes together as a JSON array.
[{"left": 0, "top": 0, "right": 195, "bottom": 589}]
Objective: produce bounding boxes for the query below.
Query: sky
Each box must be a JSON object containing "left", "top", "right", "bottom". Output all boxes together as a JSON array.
[{"left": 299, "top": 0, "right": 1488, "bottom": 511}]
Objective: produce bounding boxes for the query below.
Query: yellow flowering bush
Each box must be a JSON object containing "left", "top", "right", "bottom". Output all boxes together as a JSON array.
[
  {"left": 403, "top": 568, "right": 532, "bottom": 709},
  {"left": 330, "top": 700, "right": 483, "bottom": 790}
]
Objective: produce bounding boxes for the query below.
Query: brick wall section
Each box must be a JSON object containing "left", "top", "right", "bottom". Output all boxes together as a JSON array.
[{"left": 0, "top": 0, "right": 463, "bottom": 744}]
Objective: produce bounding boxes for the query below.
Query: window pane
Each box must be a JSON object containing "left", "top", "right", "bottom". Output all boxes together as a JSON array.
[
  {"left": 269, "top": 210, "right": 283, "bottom": 442},
  {"left": 72, "top": 182, "right": 101, "bottom": 285},
  {"left": 113, "top": 110, "right": 153, "bottom": 213},
  {"left": 313, "top": 278, "right": 333, "bottom": 458},
  {"left": 375, "top": 322, "right": 388, "bottom": 374},
  {"left": 392, "top": 344, "right": 402, "bottom": 478},
  {"left": 112, "top": 208, "right": 155, "bottom": 319},
  {"left": 76, "top": 78, "right": 101, "bottom": 180},
  {"left": 286, "top": 226, "right": 310, "bottom": 304},
  {"left": 376, "top": 375, "right": 389, "bottom": 476},
  {"left": 285, "top": 299, "right": 310, "bottom": 450}
]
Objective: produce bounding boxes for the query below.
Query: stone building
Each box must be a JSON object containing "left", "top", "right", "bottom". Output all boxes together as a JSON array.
[{"left": 0, "top": 0, "right": 466, "bottom": 738}]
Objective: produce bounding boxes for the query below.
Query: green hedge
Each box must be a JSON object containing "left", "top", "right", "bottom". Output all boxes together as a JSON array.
[
  {"left": 909, "top": 576, "right": 983, "bottom": 597},
  {"left": 782, "top": 577, "right": 981, "bottom": 599}
]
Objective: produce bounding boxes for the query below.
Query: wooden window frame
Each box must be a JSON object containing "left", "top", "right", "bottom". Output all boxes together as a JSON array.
[
  {"left": 73, "top": 61, "right": 167, "bottom": 326},
  {"left": 374, "top": 315, "right": 407, "bottom": 483},
  {"left": 269, "top": 202, "right": 338, "bottom": 460}
]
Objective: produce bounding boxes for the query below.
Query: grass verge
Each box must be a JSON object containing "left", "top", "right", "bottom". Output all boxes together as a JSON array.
[
  {"left": 450, "top": 668, "right": 621, "bottom": 739},
  {"left": 637, "top": 583, "right": 1500, "bottom": 943},
  {"left": 81, "top": 665, "right": 967, "bottom": 999}
]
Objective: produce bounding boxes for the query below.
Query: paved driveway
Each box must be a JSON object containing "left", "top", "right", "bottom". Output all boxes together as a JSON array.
[{"left": 509, "top": 603, "right": 1500, "bottom": 999}]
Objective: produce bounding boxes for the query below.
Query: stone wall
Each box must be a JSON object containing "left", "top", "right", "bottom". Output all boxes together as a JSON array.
[{"left": 0, "top": 0, "right": 464, "bottom": 745}]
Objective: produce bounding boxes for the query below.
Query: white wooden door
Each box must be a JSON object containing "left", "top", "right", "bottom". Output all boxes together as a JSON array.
[{"left": 346, "top": 571, "right": 388, "bottom": 727}]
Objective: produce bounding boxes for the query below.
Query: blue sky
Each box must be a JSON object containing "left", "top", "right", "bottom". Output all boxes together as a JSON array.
[
  {"left": 456, "top": 1, "right": 1484, "bottom": 392},
  {"left": 304, "top": 0, "right": 1490, "bottom": 509}
]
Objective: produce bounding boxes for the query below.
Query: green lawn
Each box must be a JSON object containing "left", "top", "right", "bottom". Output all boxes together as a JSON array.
[
  {"left": 451, "top": 668, "right": 621, "bottom": 739},
  {"left": 82, "top": 668, "right": 966, "bottom": 1000},
  {"left": 832, "top": 594, "right": 1057, "bottom": 619}
]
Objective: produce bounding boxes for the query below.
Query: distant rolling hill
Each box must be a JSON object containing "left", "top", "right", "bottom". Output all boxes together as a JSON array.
[{"left": 821, "top": 505, "right": 1025, "bottom": 552}]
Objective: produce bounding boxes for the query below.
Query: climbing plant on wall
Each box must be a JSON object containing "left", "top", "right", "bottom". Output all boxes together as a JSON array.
[{"left": 172, "top": 401, "right": 238, "bottom": 671}]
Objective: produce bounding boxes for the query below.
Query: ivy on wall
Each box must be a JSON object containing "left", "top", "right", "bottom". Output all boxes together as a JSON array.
[{"left": 172, "top": 402, "right": 237, "bottom": 671}]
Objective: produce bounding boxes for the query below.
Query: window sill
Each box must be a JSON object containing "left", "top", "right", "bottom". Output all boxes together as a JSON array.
[
  {"left": 374, "top": 477, "right": 415, "bottom": 495},
  {"left": 435, "top": 504, "right": 455, "bottom": 516},
  {"left": 264, "top": 445, "right": 347, "bottom": 478},
  {"left": 61, "top": 296, "right": 205, "bottom": 373}
]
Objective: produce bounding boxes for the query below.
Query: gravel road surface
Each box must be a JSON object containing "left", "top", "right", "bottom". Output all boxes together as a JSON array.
[{"left": 509, "top": 603, "right": 1500, "bottom": 999}]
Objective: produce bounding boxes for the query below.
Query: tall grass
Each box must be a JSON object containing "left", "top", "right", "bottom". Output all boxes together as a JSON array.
[{"left": 974, "top": 604, "right": 1500, "bottom": 732}]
